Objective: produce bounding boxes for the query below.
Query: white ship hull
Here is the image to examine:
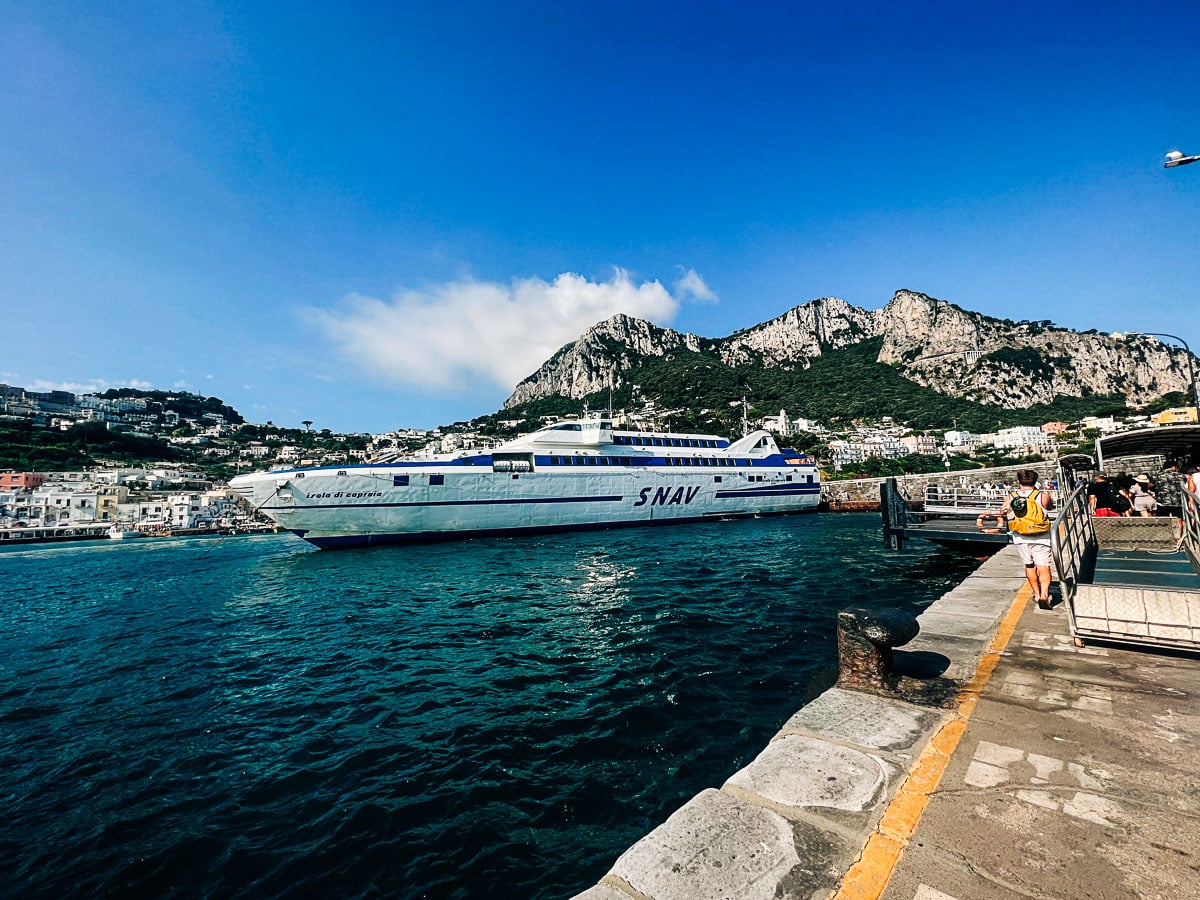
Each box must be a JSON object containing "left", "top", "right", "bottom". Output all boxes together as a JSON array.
[{"left": 231, "top": 420, "right": 819, "bottom": 549}]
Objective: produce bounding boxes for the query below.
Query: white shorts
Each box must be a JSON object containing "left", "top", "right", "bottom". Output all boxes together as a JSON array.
[{"left": 1015, "top": 540, "right": 1051, "bottom": 567}]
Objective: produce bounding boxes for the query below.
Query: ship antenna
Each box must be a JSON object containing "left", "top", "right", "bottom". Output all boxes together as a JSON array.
[
  {"left": 741, "top": 396, "right": 749, "bottom": 437},
  {"left": 608, "top": 374, "right": 613, "bottom": 419}
]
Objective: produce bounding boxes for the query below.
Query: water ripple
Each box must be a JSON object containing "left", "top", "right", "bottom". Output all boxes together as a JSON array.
[{"left": 0, "top": 517, "right": 975, "bottom": 898}]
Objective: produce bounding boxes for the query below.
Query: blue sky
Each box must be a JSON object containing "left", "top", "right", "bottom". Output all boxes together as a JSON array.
[{"left": 2, "top": 2, "right": 1199, "bottom": 433}]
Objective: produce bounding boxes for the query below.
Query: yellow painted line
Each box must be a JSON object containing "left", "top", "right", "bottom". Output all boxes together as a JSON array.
[{"left": 832, "top": 583, "right": 1032, "bottom": 900}]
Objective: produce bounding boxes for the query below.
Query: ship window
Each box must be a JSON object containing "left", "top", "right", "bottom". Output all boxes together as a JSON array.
[
  {"left": 552, "top": 423, "right": 583, "bottom": 431},
  {"left": 586, "top": 457, "right": 596, "bottom": 465},
  {"left": 786, "top": 475, "right": 793, "bottom": 482},
  {"left": 512, "top": 474, "right": 519, "bottom": 480},
  {"left": 430, "top": 474, "right": 444, "bottom": 485},
  {"left": 393, "top": 475, "right": 409, "bottom": 486},
  {"left": 715, "top": 476, "right": 722, "bottom": 483}
]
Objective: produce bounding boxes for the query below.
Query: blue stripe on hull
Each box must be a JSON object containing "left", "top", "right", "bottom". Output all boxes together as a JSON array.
[
  {"left": 263, "top": 494, "right": 623, "bottom": 512},
  {"left": 295, "top": 506, "right": 819, "bottom": 550},
  {"left": 714, "top": 487, "right": 821, "bottom": 499}
]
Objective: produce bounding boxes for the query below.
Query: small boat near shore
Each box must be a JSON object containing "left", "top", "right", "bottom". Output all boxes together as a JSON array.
[
  {"left": 107, "top": 524, "right": 143, "bottom": 540},
  {"left": 231, "top": 415, "right": 820, "bottom": 549}
]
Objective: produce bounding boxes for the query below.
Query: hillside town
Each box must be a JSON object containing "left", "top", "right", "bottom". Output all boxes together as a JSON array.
[{"left": 2, "top": 380, "right": 1197, "bottom": 538}]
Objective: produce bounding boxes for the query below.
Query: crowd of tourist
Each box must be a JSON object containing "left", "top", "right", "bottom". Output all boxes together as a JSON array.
[{"left": 1085, "top": 466, "right": 1200, "bottom": 518}]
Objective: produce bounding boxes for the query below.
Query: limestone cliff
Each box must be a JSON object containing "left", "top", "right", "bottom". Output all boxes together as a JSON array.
[{"left": 502, "top": 289, "right": 1195, "bottom": 411}]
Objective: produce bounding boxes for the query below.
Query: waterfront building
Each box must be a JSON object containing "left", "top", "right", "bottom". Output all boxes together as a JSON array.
[
  {"left": 24, "top": 489, "right": 99, "bottom": 526},
  {"left": 95, "top": 487, "right": 126, "bottom": 522},
  {"left": 118, "top": 499, "right": 168, "bottom": 527},
  {"left": 161, "top": 491, "right": 240, "bottom": 529}
]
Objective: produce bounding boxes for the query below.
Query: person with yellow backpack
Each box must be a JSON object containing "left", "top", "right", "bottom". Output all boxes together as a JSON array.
[{"left": 1002, "top": 469, "right": 1055, "bottom": 609}]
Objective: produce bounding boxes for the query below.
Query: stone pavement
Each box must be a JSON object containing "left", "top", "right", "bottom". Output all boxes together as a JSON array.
[
  {"left": 879, "top": 590, "right": 1200, "bottom": 900},
  {"left": 571, "top": 548, "right": 1200, "bottom": 900}
]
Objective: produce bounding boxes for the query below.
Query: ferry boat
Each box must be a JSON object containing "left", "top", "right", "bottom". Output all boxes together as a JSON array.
[{"left": 230, "top": 417, "right": 820, "bottom": 549}]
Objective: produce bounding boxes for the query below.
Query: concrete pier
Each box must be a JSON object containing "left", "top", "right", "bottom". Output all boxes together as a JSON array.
[{"left": 571, "top": 547, "right": 1200, "bottom": 899}]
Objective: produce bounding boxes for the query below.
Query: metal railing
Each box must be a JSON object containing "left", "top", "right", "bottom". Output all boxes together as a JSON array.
[
  {"left": 1182, "top": 484, "right": 1200, "bottom": 573},
  {"left": 922, "top": 485, "right": 1062, "bottom": 516},
  {"left": 1050, "top": 480, "right": 1097, "bottom": 608}
]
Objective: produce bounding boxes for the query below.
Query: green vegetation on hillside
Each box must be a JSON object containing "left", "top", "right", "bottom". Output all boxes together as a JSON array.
[
  {"left": 491, "top": 338, "right": 1130, "bottom": 435},
  {"left": 0, "top": 420, "right": 180, "bottom": 470},
  {"left": 98, "top": 389, "right": 244, "bottom": 424}
]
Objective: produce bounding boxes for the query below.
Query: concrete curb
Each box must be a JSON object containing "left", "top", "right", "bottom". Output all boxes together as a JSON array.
[{"left": 572, "top": 548, "right": 1028, "bottom": 900}]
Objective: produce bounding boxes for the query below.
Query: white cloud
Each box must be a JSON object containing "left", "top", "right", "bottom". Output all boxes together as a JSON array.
[
  {"left": 674, "top": 267, "right": 718, "bottom": 303},
  {"left": 305, "top": 269, "right": 682, "bottom": 392},
  {"left": 173, "top": 380, "right": 193, "bottom": 390}
]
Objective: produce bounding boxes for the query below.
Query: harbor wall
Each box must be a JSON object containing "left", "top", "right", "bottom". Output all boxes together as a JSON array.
[
  {"left": 571, "top": 548, "right": 1029, "bottom": 900},
  {"left": 820, "top": 460, "right": 1061, "bottom": 508}
]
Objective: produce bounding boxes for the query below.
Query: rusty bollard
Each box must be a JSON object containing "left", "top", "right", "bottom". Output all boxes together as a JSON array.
[{"left": 836, "top": 607, "right": 920, "bottom": 691}]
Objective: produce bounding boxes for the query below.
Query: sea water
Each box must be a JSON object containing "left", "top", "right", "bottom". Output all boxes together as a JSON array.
[{"left": 0, "top": 514, "right": 976, "bottom": 898}]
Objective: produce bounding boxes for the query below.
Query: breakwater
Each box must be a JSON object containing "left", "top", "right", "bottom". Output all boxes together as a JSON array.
[
  {"left": 0, "top": 517, "right": 976, "bottom": 899},
  {"left": 821, "top": 460, "right": 1061, "bottom": 508}
]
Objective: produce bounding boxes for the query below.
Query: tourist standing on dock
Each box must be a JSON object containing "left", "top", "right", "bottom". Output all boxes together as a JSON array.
[
  {"left": 1088, "top": 473, "right": 1131, "bottom": 516},
  {"left": 1180, "top": 468, "right": 1200, "bottom": 511},
  {"left": 1131, "top": 475, "right": 1158, "bottom": 517},
  {"left": 1003, "top": 469, "right": 1056, "bottom": 609},
  {"left": 1088, "top": 474, "right": 1116, "bottom": 515}
]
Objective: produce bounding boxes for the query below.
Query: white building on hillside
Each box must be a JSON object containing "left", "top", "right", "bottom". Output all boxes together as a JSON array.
[
  {"left": 993, "top": 426, "right": 1052, "bottom": 451},
  {"left": 899, "top": 434, "right": 939, "bottom": 455}
]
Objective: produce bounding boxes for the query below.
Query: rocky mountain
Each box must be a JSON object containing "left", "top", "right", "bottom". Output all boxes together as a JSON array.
[{"left": 504, "top": 289, "right": 1196, "bottom": 414}]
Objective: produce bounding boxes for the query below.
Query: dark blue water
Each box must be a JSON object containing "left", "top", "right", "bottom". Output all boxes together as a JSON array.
[{"left": 0, "top": 514, "right": 975, "bottom": 899}]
